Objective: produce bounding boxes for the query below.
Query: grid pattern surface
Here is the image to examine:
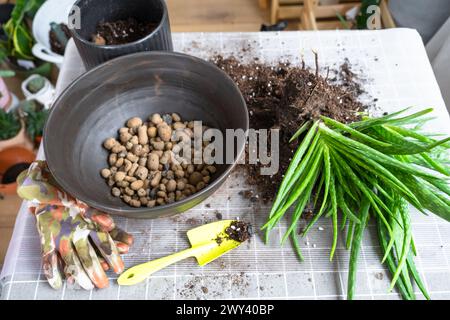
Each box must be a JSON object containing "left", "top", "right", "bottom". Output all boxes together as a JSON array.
[{"left": 1, "top": 30, "right": 450, "bottom": 300}]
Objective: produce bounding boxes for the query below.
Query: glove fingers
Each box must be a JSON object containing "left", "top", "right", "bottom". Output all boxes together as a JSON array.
[
  {"left": 98, "top": 256, "right": 110, "bottom": 271},
  {"left": 57, "top": 237, "right": 94, "bottom": 290},
  {"left": 115, "top": 241, "right": 130, "bottom": 254},
  {"left": 92, "top": 240, "right": 129, "bottom": 256},
  {"left": 109, "top": 227, "right": 134, "bottom": 246},
  {"left": 36, "top": 215, "right": 64, "bottom": 290},
  {"left": 90, "top": 231, "right": 125, "bottom": 274},
  {"left": 73, "top": 237, "right": 109, "bottom": 289},
  {"left": 83, "top": 208, "right": 115, "bottom": 232},
  {"left": 42, "top": 251, "right": 64, "bottom": 290}
]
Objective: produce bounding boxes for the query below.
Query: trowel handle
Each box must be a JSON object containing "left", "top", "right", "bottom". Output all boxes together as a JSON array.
[{"left": 117, "top": 243, "right": 215, "bottom": 286}]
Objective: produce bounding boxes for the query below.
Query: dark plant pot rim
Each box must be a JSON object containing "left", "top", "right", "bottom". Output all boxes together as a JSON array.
[
  {"left": 70, "top": 0, "right": 169, "bottom": 50},
  {"left": 44, "top": 51, "right": 249, "bottom": 217}
]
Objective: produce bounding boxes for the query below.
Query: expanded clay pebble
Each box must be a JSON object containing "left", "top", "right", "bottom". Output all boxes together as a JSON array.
[{"left": 101, "top": 113, "right": 217, "bottom": 208}]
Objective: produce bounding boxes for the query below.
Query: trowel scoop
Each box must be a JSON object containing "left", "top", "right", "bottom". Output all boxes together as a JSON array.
[{"left": 118, "top": 220, "right": 251, "bottom": 286}]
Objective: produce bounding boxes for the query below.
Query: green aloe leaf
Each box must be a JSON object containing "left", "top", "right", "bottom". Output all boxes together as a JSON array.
[
  {"left": 388, "top": 197, "right": 412, "bottom": 291},
  {"left": 348, "top": 198, "right": 370, "bottom": 300},
  {"left": 13, "top": 23, "right": 34, "bottom": 59},
  {"left": 320, "top": 123, "right": 445, "bottom": 181},
  {"left": 290, "top": 120, "right": 312, "bottom": 143},
  {"left": 268, "top": 121, "right": 320, "bottom": 222},
  {"left": 377, "top": 214, "right": 415, "bottom": 300}
]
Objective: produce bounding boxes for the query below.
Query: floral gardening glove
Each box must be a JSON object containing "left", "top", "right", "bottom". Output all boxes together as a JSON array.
[{"left": 16, "top": 161, "right": 134, "bottom": 290}]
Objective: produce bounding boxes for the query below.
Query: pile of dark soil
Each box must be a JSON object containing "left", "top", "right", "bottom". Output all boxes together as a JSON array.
[
  {"left": 212, "top": 55, "right": 367, "bottom": 202},
  {"left": 91, "top": 18, "right": 157, "bottom": 45}
]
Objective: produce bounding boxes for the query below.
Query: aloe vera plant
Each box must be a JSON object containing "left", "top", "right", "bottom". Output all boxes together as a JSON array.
[{"left": 264, "top": 108, "right": 450, "bottom": 299}]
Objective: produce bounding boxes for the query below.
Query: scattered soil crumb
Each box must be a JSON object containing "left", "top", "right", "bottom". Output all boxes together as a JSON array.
[
  {"left": 303, "top": 208, "right": 314, "bottom": 220},
  {"left": 215, "top": 211, "right": 223, "bottom": 220},
  {"left": 201, "top": 286, "right": 209, "bottom": 294},
  {"left": 186, "top": 218, "right": 201, "bottom": 226},
  {"left": 238, "top": 190, "right": 259, "bottom": 203},
  {"left": 230, "top": 273, "right": 251, "bottom": 296},
  {"left": 375, "top": 272, "right": 384, "bottom": 280},
  {"left": 239, "top": 190, "right": 253, "bottom": 199},
  {"left": 214, "top": 235, "right": 223, "bottom": 245}
]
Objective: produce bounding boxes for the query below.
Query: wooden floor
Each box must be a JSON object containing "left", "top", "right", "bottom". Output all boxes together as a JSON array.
[
  {"left": 167, "top": 0, "right": 269, "bottom": 32},
  {"left": 0, "top": 0, "right": 271, "bottom": 265}
]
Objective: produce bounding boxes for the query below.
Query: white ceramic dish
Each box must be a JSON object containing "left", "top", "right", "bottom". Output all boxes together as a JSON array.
[
  {"left": 21, "top": 75, "right": 56, "bottom": 109},
  {"left": 32, "top": 0, "right": 77, "bottom": 67}
]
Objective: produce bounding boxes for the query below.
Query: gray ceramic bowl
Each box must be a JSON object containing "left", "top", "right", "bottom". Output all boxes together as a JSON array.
[{"left": 44, "top": 52, "right": 248, "bottom": 219}]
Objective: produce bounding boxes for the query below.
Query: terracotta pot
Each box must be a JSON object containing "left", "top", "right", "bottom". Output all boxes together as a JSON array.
[
  {"left": 0, "top": 121, "right": 34, "bottom": 153},
  {"left": 0, "top": 146, "right": 36, "bottom": 195}
]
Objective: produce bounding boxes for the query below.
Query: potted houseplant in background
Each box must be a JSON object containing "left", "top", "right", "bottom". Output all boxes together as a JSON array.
[
  {"left": 0, "top": 99, "right": 43, "bottom": 196},
  {"left": 0, "top": 107, "right": 33, "bottom": 152},
  {"left": 19, "top": 99, "right": 48, "bottom": 145},
  {"left": 0, "top": 0, "right": 52, "bottom": 79},
  {"left": 21, "top": 73, "right": 55, "bottom": 108}
]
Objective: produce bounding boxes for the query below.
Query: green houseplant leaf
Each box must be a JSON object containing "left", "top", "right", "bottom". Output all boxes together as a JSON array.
[{"left": 0, "top": 109, "right": 21, "bottom": 141}]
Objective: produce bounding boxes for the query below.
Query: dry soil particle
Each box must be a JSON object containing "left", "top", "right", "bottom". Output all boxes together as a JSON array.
[
  {"left": 215, "top": 211, "right": 223, "bottom": 220},
  {"left": 212, "top": 55, "right": 367, "bottom": 202},
  {"left": 375, "top": 272, "right": 384, "bottom": 280}
]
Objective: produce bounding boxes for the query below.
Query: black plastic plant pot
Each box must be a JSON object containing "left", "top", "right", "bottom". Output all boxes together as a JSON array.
[{"left": 70, "top": 0, "right": 173, "bottom": 70}]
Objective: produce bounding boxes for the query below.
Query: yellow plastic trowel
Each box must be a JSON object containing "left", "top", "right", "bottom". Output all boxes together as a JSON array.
[{"left": 118, "top": 220, "right": 250, "bottom": 286}]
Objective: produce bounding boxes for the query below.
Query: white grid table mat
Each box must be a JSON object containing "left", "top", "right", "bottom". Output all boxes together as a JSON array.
[{"left": 1, "top": 29, "right": 450, "bottom": 300}]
